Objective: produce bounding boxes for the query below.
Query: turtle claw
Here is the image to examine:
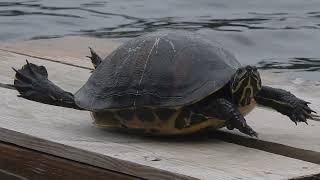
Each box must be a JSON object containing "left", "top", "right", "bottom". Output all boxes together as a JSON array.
[
  {"left": 310, "top": 114, "right": 320, "bottom": 121},
  {"left": 242, "top": 125, "right": 258, "bottom": 138},
  {"left": 13, "top": 60, "right": 48, "bottom": 97},
  {"left": 288, "top": 98, "right": 318, "bottom": 124},
  {"left": 303, "top": 104, "right": 317, "bottom": 114},
  {"left": 226, "top": 116, "right": 258, "bottom": 137},
  {"left": 25, "top": 60, "right": 33, "bottom": 72},
  {"left": 12, "top": 67, "right": 33, "bottom": 83},
  {"left": 12, "top": 61, "right": 81, "bottom": 109}
]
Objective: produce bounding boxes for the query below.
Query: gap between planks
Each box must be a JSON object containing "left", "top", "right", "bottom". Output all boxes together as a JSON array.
[
  {"left": 0, "top": 48, "right": 93, "bottom": 70},
  {"left": 211, "top": 131, "right": 320, "bottom": 165}
]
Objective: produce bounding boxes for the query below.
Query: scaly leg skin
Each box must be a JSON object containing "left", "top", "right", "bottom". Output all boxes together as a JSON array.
[
  {"left": 13, "top": 60, "right": 82, "bottom": 110},
  {"left": 87, "top": 47, "right": 102, "bottom": 69},
  {"left": 255, "top": 86, "right": 318, "bottom": 124},
  {"left": 204, "top": 98, "right": 258, "bottom": 137}
]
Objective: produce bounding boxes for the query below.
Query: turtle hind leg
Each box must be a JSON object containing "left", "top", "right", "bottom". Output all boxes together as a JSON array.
[
  {"left": 87, "top": 47, "right": 102, "bottom": 69},
  {"left": 13, "top": 60, "right": 82, "bottom": 110}
]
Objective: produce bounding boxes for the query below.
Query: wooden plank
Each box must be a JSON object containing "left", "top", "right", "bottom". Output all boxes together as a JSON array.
[
  {"left": 0, "top": 36, "right": 120, "bottom": 69},
  {"left": 0, "top": 141, "right": 140, "bottom": 180},
  {"left": 6, "top": 37, "right": 320, "bottom": 152},
  {"left": 0, "top": 51, "right": 319, "bottom": 179},
  {"left": 1, "top": 37, "right": 320, "bottom": 155},
  {"left": 0, "top": 50, "right": 89, "bottom": 93}
]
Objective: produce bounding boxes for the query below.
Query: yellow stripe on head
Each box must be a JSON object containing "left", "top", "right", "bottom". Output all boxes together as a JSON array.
[{"left": 231, "top": 66, "right": 262, "bottom": 106}]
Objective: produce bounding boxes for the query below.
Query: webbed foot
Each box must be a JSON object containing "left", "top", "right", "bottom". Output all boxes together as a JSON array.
[
  {"left": 13, "top": 60, "right": 49, "bottom": 99},
  {"left": 13, "top": 60, "right": 81, "bottom": 109},
  {"left": 226, "top": 115, "right": 258, "bottom": 137},
  {"left": 286, "top": 98, "right": 318, "bottom": 125},
  {"left": 256, "top": 86, "right": 318, "bottom": 125}
]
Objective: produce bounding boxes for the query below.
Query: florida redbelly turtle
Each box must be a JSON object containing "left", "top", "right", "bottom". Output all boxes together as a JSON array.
[{"left": 12, "top": 31, "right": 318, "bottom": 137}]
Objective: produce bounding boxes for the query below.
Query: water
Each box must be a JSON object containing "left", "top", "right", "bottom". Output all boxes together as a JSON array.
[{"left": 0, "top": 0, "right": 320, "bottom": 81}]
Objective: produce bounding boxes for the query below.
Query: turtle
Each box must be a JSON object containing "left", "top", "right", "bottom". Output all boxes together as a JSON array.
[{"left": 12, "top": 31, "right": 318, "bottom": 137}]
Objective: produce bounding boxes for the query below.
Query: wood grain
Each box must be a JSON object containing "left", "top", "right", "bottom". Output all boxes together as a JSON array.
[
  {"left": 0, "top": 36, "right": 120, "bottom": 69},
  {"left": 0, "top": 141, "right": 140, "bottom": 180},
  {"left": 0, "top": 38, "right": 320, "bottom": 179},
  {"left": 0, "top": 85, "right": 320, "bottom": 179},
  {"left": 212, "top": 131, "right": 320, "bottom": 164}
]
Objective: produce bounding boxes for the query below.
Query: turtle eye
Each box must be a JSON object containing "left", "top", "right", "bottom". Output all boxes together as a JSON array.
[
  {"left": 236, "top": 68, "right": 246, "bottom": 77},
  {"left": 252, "top": 66, "right": 258, "bottom": 71}
]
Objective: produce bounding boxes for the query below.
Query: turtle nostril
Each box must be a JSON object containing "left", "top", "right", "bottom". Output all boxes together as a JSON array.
[{"left": 246, "top": 66, "right": 254, "bottom": 73}]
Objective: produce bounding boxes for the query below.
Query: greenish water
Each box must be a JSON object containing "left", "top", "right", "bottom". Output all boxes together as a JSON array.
[{"left": 0, "top": 0, "right": 319, "bottom": 81}]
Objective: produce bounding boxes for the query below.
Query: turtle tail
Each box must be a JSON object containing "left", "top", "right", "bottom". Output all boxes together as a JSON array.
[
  {"left": 12, "top": 60, "right": 83, "bottom": 110},
  {"left": 87, "top": 47, "right": 102, "bottom": 69}
]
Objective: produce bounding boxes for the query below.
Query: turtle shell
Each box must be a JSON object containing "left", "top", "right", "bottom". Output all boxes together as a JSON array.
[{"left": 75, "top": 31, "right": 241, "bottom": 111}]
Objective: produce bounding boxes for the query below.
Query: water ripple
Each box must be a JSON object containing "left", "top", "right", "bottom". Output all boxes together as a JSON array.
[
  {"left": 258, "top": 58, "right": 320, "bottom": 72},
  {"left": 0, "top": 0, "right": 319, "bottom": 80},
  {"left": 0, "top": 10, "right": 82, "bottom": 18}
]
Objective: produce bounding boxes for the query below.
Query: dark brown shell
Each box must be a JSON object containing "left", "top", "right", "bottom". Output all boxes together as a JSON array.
[{"left": 74, "top": 31, "right": 241, "bottom": 111}]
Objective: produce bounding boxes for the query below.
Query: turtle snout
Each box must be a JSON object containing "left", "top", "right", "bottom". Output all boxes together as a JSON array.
[
  {"left": 244, "top": 66, "right": 259, "bottom": 78},
  {"left": 245, "top": 65, "right": 256, "bottom": 73}
]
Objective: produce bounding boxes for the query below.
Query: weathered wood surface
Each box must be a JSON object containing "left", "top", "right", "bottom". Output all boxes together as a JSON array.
[
  {"left": 1, "top": 86, "right": 320, "bottom": 180},
  {"left": 0, "top": 36, "right": 120, "bottom": 69},
  {"left": 0, "top": 141, "right": 139, "bottom": 180},
  {"left": 0, "top": 37, "right": 320, "bottom": 179},
  {"left": 1, "top": 37, "right": 320, "bottom": 155}
]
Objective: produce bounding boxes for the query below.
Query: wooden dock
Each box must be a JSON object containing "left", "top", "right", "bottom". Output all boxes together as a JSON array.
[{"left": 0, "top": 37, "right": 319, "bottom": 180}]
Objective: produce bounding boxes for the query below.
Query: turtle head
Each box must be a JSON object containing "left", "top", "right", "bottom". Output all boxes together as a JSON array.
[{"left": 230, "top": 65, "right": 262, "bottom": 106}]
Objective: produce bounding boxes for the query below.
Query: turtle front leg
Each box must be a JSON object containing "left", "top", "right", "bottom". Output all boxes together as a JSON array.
[
  {"left": 13, "top": 60, "right": 83, "bottom": 110},
  {"left": 255, "top": 86, "right": 318, "bottom": 124},
  {"left": 203, "top": 98, "right": 258, "bottom": 137}
]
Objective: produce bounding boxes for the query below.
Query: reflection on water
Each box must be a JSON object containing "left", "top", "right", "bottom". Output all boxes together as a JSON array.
[
  {"left": 258, "top": 57, "right": 320, "bottom": 72},
  {"left": 78, "top": 17, "right": 271, "bottom": 38},
  {"left": 0, "top": 0, "right": 319, "bottom": 79}
]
